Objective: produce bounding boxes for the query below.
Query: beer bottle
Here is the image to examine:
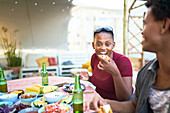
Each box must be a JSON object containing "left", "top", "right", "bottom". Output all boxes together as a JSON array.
[
  {"left": 41, "top": 63, "right": 48, "bottom": 86},
  {"left": 0, "top": 68, "right": 8, "bottom": 93},
  {"left": 73, "top": 74, "right": 83, "bottom": 113}
]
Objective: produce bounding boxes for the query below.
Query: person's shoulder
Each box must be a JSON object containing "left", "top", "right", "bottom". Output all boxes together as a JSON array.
[
  {"left": 113, "top": 51, "right": 130, "bottom": 61},
  {"left": 91, "top": 53, "right": 98, "bottom": 62},
  {"left": 139, "top": 58, "right": 157, "bottom": 73},
  {"left": 137, "top": 58, "right": 157, "bottom": 80},
  {"left": 91, "top": 53, "right": 97, "bottom": 59}
]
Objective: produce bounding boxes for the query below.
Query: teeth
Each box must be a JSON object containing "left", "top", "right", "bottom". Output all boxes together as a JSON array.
[{"left": 100, "top": 52, "right": 107, "bottom": 55}]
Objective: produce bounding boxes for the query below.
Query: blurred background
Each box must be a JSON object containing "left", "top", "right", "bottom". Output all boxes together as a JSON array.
[{"left": 0, "top": 0, "right": 155, "bottom": 80}]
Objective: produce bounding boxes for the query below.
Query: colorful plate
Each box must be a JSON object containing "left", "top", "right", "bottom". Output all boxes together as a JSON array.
[
  {"left": 38, "top": 103, "right": 72, "bottom": 113},
  {"left": 63, "top": 83, "right": 86, "bottom": 93}
]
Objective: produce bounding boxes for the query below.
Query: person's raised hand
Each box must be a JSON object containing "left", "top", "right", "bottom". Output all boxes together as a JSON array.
[
  {"left": 76, "top": 71, "right": 89, "bottom": 81},
  {"left": 98, "top": 55, "right": 120, "bottom": 77}
]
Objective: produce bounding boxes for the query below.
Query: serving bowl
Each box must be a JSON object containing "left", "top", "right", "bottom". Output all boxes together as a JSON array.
[
  {"left": 18, "top": 107, "right": 38, "bottom": 113},
  {"left": 0, "top": 93, "right": 18, "bottom": 103},
  {"left": 38, "top": 103, "right": 72, "bottom": 113},
  {"left": 8, "top": 89, "right": 24, "bottom": 99},
  {"left": 45, "top": 92, "right": 64, "bottom": 103},
  {"left": 19, "top": 92, "right": 38, "bottom": 103}
]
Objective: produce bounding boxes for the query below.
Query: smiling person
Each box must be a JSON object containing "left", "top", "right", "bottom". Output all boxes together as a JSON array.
[
  {"left": 78, "top": 26, "right": 133, "bottom": 101},
  {"left": 84, "top": 0, "right": 170, "bottom": 113}
]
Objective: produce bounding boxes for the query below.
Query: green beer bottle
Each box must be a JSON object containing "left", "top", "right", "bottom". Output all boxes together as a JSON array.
[
  {"left": 41, "top": 63, "right": 48, "bottom": 86},
  {"left": 73, "top": 74, "right": 83, "bottom": 113},
  {"left": 0, "top": 68, "right": 8, "bottom": 93}
]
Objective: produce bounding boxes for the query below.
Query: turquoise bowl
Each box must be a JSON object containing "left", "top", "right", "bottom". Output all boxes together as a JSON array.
[
  {"left": 0, "top": 93, "right": 18, "bottom": 103},
  {"left": 19, "top": 92, "right": 38, "bottom": 103}
]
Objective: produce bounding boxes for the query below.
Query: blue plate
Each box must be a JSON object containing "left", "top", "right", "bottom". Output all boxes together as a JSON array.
[
  {"left": 63, "top": 83, "right": 86, "bottom": 93},
  {"left": 18, "top": 107, "right": 38, "bottom": 113},
  {"left": 0, "top": 101, "right": 13, "bottom": 107},
  {"left": 38, "top": 103, "right": 72, "bottom": 113}
]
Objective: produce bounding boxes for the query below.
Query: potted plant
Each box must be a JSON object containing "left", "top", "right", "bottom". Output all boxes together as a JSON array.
[{"left": 0, "top": 27, "right": 22, "bottom": 74}]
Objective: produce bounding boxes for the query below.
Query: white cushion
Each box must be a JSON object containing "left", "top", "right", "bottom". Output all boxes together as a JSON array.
[
  {"left": 24, "top": 54, "right": 43, "bottom": 67},
  {"left": 24, "top": 53, "right": 58, "bottom": 68}
]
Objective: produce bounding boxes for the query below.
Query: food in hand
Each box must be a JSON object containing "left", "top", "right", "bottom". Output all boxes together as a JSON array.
[
  {"left": 98, "top": 55, "right": 109, "bottom": 61},
  {"left": 97, "top": 104, "right": 113, "bottom": 113}
]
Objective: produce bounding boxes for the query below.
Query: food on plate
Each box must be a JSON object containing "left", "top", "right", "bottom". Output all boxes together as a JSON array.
[
  {"left": 69, "top": 85, "right": 74, "bottom": 91},
  {"left": 41, "top": 97, "right": 46, "bottom": 102},
  {"left": 41, "top": 103, "right": 71, "bottom": 113},
  {"left": 0, "top": 103, "right": 31, "bottom": 113},
  {"left": 25, "top": 84, "right": 58, "bottom": 94},
  {"left": 97, "top": 104, "right": 113, "bottom": 113},
  {"left": 0, "top": 105, "right": 15, "bottom": 113},
  {"left": 98, "top": 55, "right": 109, "bottom": 61},
  {"left": 45, "top": 92, "right": 64, "bottom": 103},
  {"left": 0, "top": 93, "right": 18, "bottom": 103},
  {"left": 43, "top": 86, "right": 58, "bottom": 94},
  {"left": 63, "top": 83, "right": 86, "bottom": 93},
  {"left": 13, "top": 103, "right": 31, "bottom": 112},
  {"left": 25, "top": 87, "right": 40, "bottom": 95},
  {"left": 60, "top": 96, "right": 72, "bottom": 104},
  {"left": 9, "top": 90, "right": 24, "bottom": 94},
  {"left": 33, "top": 100, "right": 47, "bottom": 108},
  {"left": 21, "top": 94, "right": 36, "bottom": 99},
  {"left": 0, "top": 93, "right": 17, "bottom": 99}
]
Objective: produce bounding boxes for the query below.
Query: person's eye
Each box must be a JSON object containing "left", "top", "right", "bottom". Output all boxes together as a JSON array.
[
  {"left": 106, "top": 43, "right": 111, "bottom": 46},
  {"left": 97, "top": 43, "right": 102, "bottom": 46}
]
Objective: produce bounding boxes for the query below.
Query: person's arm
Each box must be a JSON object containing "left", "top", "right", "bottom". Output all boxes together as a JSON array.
[
  {"left": 77, "top": 71, "right": 91, "bottom": 81},
  {"left": 84, "top": 92, "right": 136, "bottom": 113},
  {"left": 112, "top": 74, "right": 132, "bottom": 100},
  {"left": 98, "top": 56, "right": 132, "bottom": 100},
  {"left": 106, "top": 99, "right": 136, "bottom": 113}
]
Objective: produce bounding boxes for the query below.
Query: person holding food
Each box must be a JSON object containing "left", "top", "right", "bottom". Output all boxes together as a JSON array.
[
  {"left": 77, "top": 26, "right": 133, "bottom": 101},
  {"left": 84, "top": 0, "right": 170, "bottom": 112}
]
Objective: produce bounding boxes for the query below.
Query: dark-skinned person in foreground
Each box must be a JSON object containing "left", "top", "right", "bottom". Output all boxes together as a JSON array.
[
  {"left": 77, "top": 26, "right": 133, "bottom": 101},
  {"left": 84, "top": 0, "right": 170, "bottom": 113}
]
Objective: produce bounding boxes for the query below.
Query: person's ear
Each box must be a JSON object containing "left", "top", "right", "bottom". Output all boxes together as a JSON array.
[
  {"left": 161, "top": 18, "right": 170, "bottom": 34},
  {"left": 112, "top": 42, "right": 115, "bottom": 48},
  {"left": 92, "top": 42, "right": 95, "bottom": 49}
]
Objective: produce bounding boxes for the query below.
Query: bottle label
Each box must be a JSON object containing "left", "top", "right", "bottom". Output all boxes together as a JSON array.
[
  {"left": 0, "top": 81, "right": 7, "bottom": 85},
  {"left": 42, "top": 75, "right": 48, "bottom": 86},
  {"left": 0, "top": 83, "right": 8, "bottom": 93}
]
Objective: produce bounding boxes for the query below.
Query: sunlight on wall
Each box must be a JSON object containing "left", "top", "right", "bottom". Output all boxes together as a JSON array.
[{"left": 68, "top": 4, "right": 124, "bottom": 53}]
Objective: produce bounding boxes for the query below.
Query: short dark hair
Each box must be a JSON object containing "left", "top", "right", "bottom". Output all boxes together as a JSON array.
[
  {"left": 94, "top": 27, "right": 114, "bottom": 41},
  {"left": 145, "top": 0, "right": 170, "bottom": 21}
]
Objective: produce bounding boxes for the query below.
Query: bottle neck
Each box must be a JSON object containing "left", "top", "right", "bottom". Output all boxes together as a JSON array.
[
  {"left": 42, "top": 63, "right": 47, "bottom": 72},
  {"left": 0, "top": 68, "right": 5, "bottom": 79},
  {"left": 74, "top": 74, "right": 81, "bottom": 89}
]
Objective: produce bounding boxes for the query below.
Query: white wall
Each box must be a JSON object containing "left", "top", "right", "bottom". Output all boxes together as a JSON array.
[{"left": 0, "top": 0, "right": 73, "bottom": 50}]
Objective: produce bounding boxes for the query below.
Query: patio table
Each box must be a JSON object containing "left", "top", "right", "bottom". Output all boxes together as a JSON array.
[{"left": 7, "top": 76, "right": 97, "bottom": 113}]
